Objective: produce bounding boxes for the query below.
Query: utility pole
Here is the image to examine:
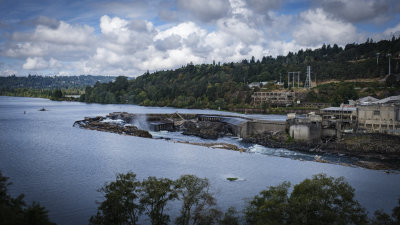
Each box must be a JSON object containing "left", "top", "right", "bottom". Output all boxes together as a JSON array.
[
  {"left": 293, "top": 73, "right": 295, "bottom": 88},
  {"left": 376, "top": 53, "right": 380, "bottom": 65},
  {"left": 297, "top": 73, "right": 299, "bottom": 88},
  {"left": 376, "top": 53, "right": 380, "bottom": 76},
  {"left": 387, "top": 53, "right": 392, "bottom": 75}
]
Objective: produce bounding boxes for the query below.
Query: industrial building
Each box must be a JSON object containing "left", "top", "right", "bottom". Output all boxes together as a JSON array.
[{"left": 252, "top": 91, "right": 296, "bottom": 106}]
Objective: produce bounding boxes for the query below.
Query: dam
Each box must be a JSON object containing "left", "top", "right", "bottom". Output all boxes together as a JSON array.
[{"left": 104, "top": 112, "right": 287, "bottom": 138}]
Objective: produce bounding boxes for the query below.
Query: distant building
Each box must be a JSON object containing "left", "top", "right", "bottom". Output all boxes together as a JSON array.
[
  {"left": 357, "top": 104, "right": 400, "bottom": 134},
  {"left": 252, "top": 91, "right": 295, "bottom": 106},
  {"left": 248, "top": 82, "right": 268, "bottom": 88},
  {"left": 64, "top": 95, "right": 81, "bottom": 99},
  {"left": 320, "top": 106, "right": 357, "bottom": 121},
  {"left": 319, "top": 95, "right": 400, "bottom": 135}
]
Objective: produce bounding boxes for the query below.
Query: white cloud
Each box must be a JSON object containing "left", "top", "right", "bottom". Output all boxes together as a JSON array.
[
  {"left": 49, "top": 58, "right": 61, "bottom": 68},
  {"left": 1, "top": 0, "right": 397, "bottom": 77},
  {"left": 155, "top": 34, "right": 182, "bottom": 51},
  {"left": 0, "top": 69, "right": 18, "bottom": 76},
  {"left": 4, "top": 18, "right": 96, "bottom": 61},
  {"left": 22, "top": 57, "right": 48, "bottom": 70},
  {"left": 32, "top": 22, "right": 94, "bottom": 45},
  {"left": 155, "top": 22, "right": 207, "bottom": 40},
  {"left": 383, "top": 23, "right": 400, "bottom": 38},
  {"left": 217, "top": 18, "right": 264, "bottom": 44},
  {"left": 293, "top": 8, "right": 361, "bottom": 46},
  {"left": 266, "top": 40, "right": 306, "bottom": 56},
  {"left": 100, "top": 15, "right": 155, "bottom": 52}
]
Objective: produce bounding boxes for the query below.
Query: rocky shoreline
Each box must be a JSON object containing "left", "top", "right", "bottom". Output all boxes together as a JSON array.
[{"left": 242, "top": 131, "right": 400, "bottom": 170}]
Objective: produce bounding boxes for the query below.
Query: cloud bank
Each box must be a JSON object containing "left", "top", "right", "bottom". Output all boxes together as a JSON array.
[{"left": 0, "top": 0, "right": 399, "bottom": 76}]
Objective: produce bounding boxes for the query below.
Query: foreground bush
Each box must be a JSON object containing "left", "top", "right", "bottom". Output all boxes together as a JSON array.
[{"left": 0, "top": 171, "right": 56, "bottom": 225}]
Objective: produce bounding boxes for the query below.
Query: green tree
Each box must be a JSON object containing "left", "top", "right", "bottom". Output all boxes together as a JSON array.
[
  {"left": 51, "top": 89, "right": 63, "bottom": 99},
  {"left": 89, "top": 172, "right": 143, "bottom": 225},
  {"left": 140, "top": 177, "right": 177, "bottom": 225},
  {"left": 245, "top": 174, "right": 368, "bottom": 225},
  {"left": 371, "top": 199, "right": 400, "bottom": 225},
  {"left": 0, "top": 171, "right": 56, "bottom": 225},
  {"left": 219, "top": 207, "right": 239, "bottom": 225},
  {"left": 245, "top": 182, "right": 290, "bottom": 225},
  {"left": 24, "top": 202, "right": 54, "bottom": 225},
  {"left": 288, "top": 174, "right": 367, "bottom": 225},
  {"left": 175, "top": 175, "right": 217, "bottom": 225}
]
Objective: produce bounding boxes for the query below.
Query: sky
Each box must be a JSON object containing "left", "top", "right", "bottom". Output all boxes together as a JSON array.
[{"left": 0, "top": 0, "right": 400, "bottom": 77}]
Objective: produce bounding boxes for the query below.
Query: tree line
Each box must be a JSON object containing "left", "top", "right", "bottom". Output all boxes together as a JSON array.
[
  {"left": 0, "top": 75, "right": 115, "bottom": 90},
  {"left": 80, "top": 37, "right": 400, "bottom": 109},
  {"left": 2, "top": 170, "right": 399, "bottom": 225},
  {"left": 0, "top": 88, "right": 77, "bottom": 101},
  {"left": 90, "top": 172, "right": 400, "bottom": 225},
  {"left": 0, "top": 75, "right": 115, "bottom": 100}
]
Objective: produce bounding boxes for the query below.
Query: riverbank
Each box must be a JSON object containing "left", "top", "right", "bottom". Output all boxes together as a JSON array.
[{"left": 243, "top": 131, "right": 400, "bottom": 170}]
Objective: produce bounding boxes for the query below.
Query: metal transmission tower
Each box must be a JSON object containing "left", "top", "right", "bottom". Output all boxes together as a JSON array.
[{"left": 304, "top": 66, "right": 312, "bottom": 88}]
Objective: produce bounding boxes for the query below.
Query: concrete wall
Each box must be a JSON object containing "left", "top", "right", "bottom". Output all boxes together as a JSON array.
[
  {"left": 321, "top": 128, "right": 336, "bottom": 138},
  {"left": 242, "top": 120, "right": 286, "bottom": 137},
  {"left": 358, "top": 105, "right": 400, "bottom": 133},
  {"left": 289, "top": 123, "right": 321, "bottom": 143}
]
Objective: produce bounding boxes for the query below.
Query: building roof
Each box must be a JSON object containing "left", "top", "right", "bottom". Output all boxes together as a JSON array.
[
  {"left": 322, "top": 107, "right": 356, "bottom": 112},
  {"left": 374, "top": 95, "right": 400, "bottom": 104},
  {"left": 357, "top": 96, "right": 379, "bottom": 105}
]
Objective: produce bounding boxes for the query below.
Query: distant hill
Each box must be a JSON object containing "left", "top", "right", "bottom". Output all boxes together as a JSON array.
[
  {"left": 81, "top": 37, "right": 400, "bottom": 109},
  {"left": 0, "top": 75, "right": 116, "bottom": 90}
]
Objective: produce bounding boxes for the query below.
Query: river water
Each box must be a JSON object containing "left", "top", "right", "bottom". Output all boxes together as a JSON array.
[{"left": 0, "top": 96, "right": 399, "bottom": 225}]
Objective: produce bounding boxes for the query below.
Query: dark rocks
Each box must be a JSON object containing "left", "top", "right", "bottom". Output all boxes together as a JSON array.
[
  {"left": 242, "top": 131, "right": 315, "bottom": 151},
  {"left": 181, "top": 120, "right": 228, "bottom": 139},
  {"left": 73, "top": 116, "right": 152, "bottom": 138}
]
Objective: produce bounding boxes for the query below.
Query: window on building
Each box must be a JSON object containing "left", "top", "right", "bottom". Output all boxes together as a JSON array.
[{"left": 373, "top": 111, "right": 380, "bottom": 116}]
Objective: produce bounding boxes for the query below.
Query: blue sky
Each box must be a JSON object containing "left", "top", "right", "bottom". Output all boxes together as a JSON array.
[{"left": 0, "top": 0, "right": 399, "bottom": 76}]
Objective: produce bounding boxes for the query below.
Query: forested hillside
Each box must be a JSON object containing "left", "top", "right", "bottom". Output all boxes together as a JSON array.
[{"left": 81, "top": 37, "right": 400, "bottom": 109}]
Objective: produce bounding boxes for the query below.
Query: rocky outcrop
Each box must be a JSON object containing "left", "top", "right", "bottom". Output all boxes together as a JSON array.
[
  {"left": 73, "top": 116, "right": 152, "bottom": 138},
  {"left": 329, "top": 133, "right": 400, "bottom": 155},
  {"left": 181, "top": 121, "right": 228, "bottom": 139}
]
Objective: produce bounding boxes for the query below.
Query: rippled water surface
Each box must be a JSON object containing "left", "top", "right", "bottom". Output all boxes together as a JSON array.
[{"left": 0, "top": 96, "right": 399, "bottom": 225}]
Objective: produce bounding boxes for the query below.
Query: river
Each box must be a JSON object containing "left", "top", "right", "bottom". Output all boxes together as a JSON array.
[{"left": 0, "top": 96, "right": 399, "bottom": 225}]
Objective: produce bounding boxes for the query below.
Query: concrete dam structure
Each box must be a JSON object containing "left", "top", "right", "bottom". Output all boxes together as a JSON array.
[{"left": 107, "top": 112, "right": 286, "bottom": 139}]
